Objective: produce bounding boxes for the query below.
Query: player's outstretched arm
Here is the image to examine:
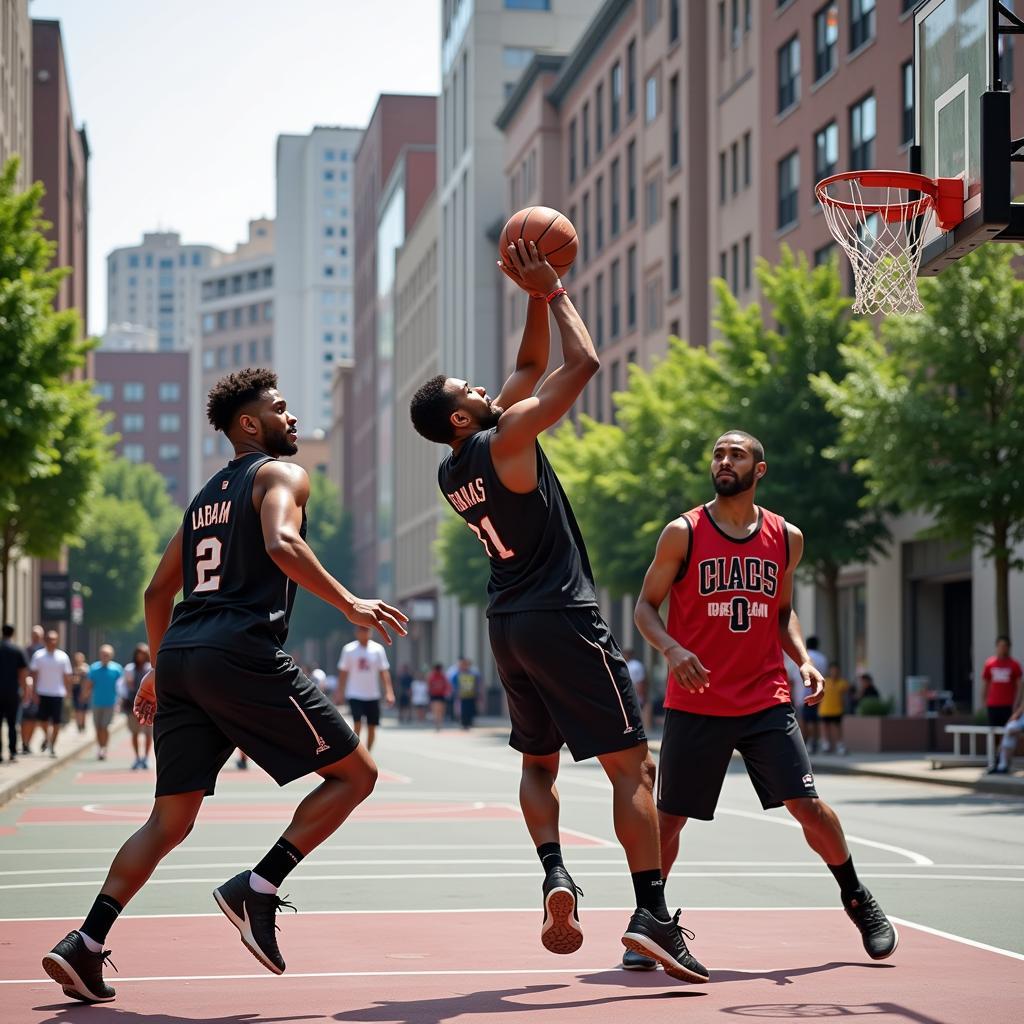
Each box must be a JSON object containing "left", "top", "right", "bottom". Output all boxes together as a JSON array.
[
  {"left": 778, "top": 525, "right": 823, "bottom": 705},
  {"left": 257, "top": 461, "right": 408, "bottom": 644},
  {"left": 634, "top": 519, "right": 711, "bottom": 694},
  {"left": 144, "top": 525, "right": 184, "bottom": 664},
  {"left": 493, "top": 241, "right": 552, "bottom": 411}
]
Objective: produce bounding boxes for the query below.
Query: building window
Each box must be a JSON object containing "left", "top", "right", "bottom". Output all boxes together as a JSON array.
[
  {"left": 610, "top": 157, "right": 621, "bottom": 236},
  {"left": 850, "top": 0, "right": 875, "bottom": 53},
  {"left": 122, "top": 413, "right": 144, "bottom": 433},
  {"left": 595, "top": 271, "right": 605, "bottom": 348},
  {"left": 202, "top": 350, "right": 215, "bottom": 370},
  {"left": 731, "top": 141, "right": 739, "bottom": 195},
  {"left": 504, "top": 0, "right": 550, "bottom": 8},
  {"left": 123, "top": 382, "right": 144, "bottom": 402},
  {"left": 627, "top": 139, "right": 637, "bottom": 222},
  {"left": 778, "top": 150, "right": 800, "bottom": 230},
  {"left": 627, "top": 245, "right": 638, "bottom": 329},
  {"left": 123, "top": 443, "right": 144, "bottom": 463},
  {"left": 582, "top": 100, "right": 591, "bottom": 169},
  {"left": 719, "top": 151, "right": 727, "bottom": 204},
  {"left": 644, "top": 175, "right": 662, "bottom": 228},
  {"left": 94, "top": 382, "right": 113, "bottom": 401},
  {"left": 645, "top": 276, "right": 663, "bottom": 332},
  {"left": 158, "top": 382, "right": 180, "bottom": 402},
  {"left": 669, "top": 0, "right": 680, "bottom": 43},
  {"left": 814, "top": 241, "right": 836, "bottom": 266},
  {"left": 159, "top": 413, "right": 181, "bottom": 432},
  {"left": 596, "top": 176, "right": 605, "bottom": 251},
  {"left": 814, "top": 121, "right": 839, "bottom": 182},
  {"left": 502, "top": 46, "right": 534, "bottom": 69},
  {"left": 582, "top": 191, "right": 591, "bottom": 263},
  {"left": 644, "top": 0, "right": 660, "bottom": 33},
  {"left": 901, "top": 60, "right": 914, "bottom": 145},
  {"left": 777, "top": 34, "right": 800, "bottom": 113},
  {"left": 611, "top": 62, "right": 622, "bottom": 135},
  {"left": 611, "top": 258, "right": 621, "bottom": 338},
  {"left": 731, "top": 242, "right": 740, "bottom": 295},
  {"left": 742, "top": 234, "right": 752, "bottom": 291},
  {"left": 814, "top": 4, "right": 838, "bottom": 81},
  {"left": 850, "top": 93, "right": 876, "bottom": 170},
  {"left": 569, "top": 118, "right": 577, "bottom": 184},
  {"left": 159, "top": 444, "right": 180, "bottom": 461},
  {"left": 669, "top": 74, "right": 680, "bottom": 167},
  {"left": 203, "top": 436, "right": 215, "bottom": 457},
  {"left": 742, "top": 131, "right": 751, "bottom": 188},
  {"left": 645, "top": 74, "right": 658, "bottom": 123},
  {"left": 596, "top": 82, "right": 605, "bottom": 154},
  {"left": 627, "top": 39, "right": 637, "bottom": 117},
  {"left": 669, "top": 197, "right": 681, "bottom": 294}
]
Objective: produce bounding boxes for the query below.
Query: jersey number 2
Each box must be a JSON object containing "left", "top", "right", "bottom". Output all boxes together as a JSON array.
[
  {"left": 467, "top": 517, "right": 515, "bottom": 560},
  {"left": 194, "top": 537, "right": 223, "bottom": 593}
]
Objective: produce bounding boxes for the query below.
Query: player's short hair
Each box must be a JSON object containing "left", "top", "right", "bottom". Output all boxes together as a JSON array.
[
  {"left": 716, "top": 429, "right": 765, "bottom": 463},
  {"left": 410, "top": 374, "right": 458, "bottom": 444},
  {"left": 1, "top": 624, "right": 14, "bottom": 638},
  {"left": 206, "top": 368, "right": 278, "bottom": 433},
  {"left": 997, "top": 634, "right": 1011, "bottom": 645}
]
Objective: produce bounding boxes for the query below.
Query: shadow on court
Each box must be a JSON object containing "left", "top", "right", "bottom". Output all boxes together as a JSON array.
[
  {"left": 32, "top": 1011, "right": 320, "bottom": 1024},
  {"left": 332, "top": 979, "right": 703, "bottom": 1024},
  {"left": 580, "top": 960, "right": 894, "bottom": 989},
  {"left": 720, "top": 1002, "right": 952, "bottom": 1024}
]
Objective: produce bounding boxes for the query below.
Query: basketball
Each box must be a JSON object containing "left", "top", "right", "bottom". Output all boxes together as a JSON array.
[{"left": 499, "top": 206, "right": 578, "bottom": 279}]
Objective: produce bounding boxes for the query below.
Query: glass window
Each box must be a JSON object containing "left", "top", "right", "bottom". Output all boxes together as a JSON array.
[
  {"left": 669, "top": 198, "right": 681, "bottom": 293},
  {"left": 123, "top": 443, "right": 144, "bottom": 463},
  {"left": 743, "top": 234, "right": 752, "bottom": 291},
  {"left": 158, "top": 382, "right": 180, "bottom": 402},
  {"left": 669, "top": 74, "right": 680, "bottom": 167},
  {"left": 158, "top": 444, "right": 180, "bottom": 461},
  {"left": 582, "top": 101, "right": 591, "bottom": 168},
  {"left": 122, "top": 413, "right": 144, "bottom": 433},
  {"left": 645, "top": 276, "right": 663, "bottom": 332},
  {"left": 850, "top": 93, "right": 876, "bottom": 170},
  {"left": 627, "top": 39, "right": 637, "bottom": 116},
  {"left": 595, "top": 271, "right": 605, "bottom": 348},
  {"left": 123, "top": 382, "right": 144, "bottom": 402},
  {"left": 814, "top": 121, "right": 839, "bottom": 182},
  {"left": 159, "top": 413, "right": 181, "bottom": 432},
  {"left": 644, "top": 175, "right": 662, "bottom": 228},
  {"left": 582, "top": 192, "right": 591, "bottom": 263},
  {"left": 902, "top": 60, "right": 914, "bottom": 145},
  {"left": 94, "top": 382, "right": 113, "bottom": 401},
  {"left": 669, "top": 0, "right": 680, "bottom": 43},
  {"left": 611, "top": 62, "right": 622, "bottom": 135},
  {"left": 743, "top": 131, "right": 751, "bottom": 188},
  {"left": 850, "top": 0, "right": 875, "bottom": 53},
  {"left": 627, "top": 245, "right": 638, "bottom": 329},
  {"left": 596, "top": 176, "right": 605, "bottom": 251},
  {"left": 503, "top": 46, "right": 534, "bottom": 69},
  {"left": 777, "top": 35, "right": 800, "bottom": 113},
  {"left": 203, "top": 436, "right": 215, "bottom": 456},
  {"left": 504, "top": 0, "right": 550, "bottom": 8},
  {"left": 568, "top": 118, "right": 577, "bottom": 184},
  {"left": 202, "top": 350, "right": 215, "bottom": 370},
  {"left": 611, "top": 258, "right": 621, "bottom": 338},
  {"left": 777, "top": 150, "right": 800, "bottom": 229},
  {"left": 719, "top": 151, "right": 727, "bottom": 204},
  {"left": 814, "top": 4, "right": 838, "bottom": 81},
  {"left": 644, "top": 0, "right": 660, "bottom": 32},
  {"left": 645, "top": 74, "right": 658, "bottom": 123},
  {"left": 596, "top": 82, "right": 605, "bottom": 154},
  {"left": 627, "top": 139, "right": 637, "bottom": 222},
  {"left": 814, "top": 241, "right": 836, "bottom": 266},
  {"left": 610, "top": 157, "right": 621, "bottom": 236}
]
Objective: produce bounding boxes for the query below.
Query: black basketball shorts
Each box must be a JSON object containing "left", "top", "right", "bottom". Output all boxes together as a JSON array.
[
  {"left": 657, "top": 703, "right": 817, "bottom": 821},
  {"left": 488, "top": 607, "right": 645, "bottom": 762},
  {"left": 348, "top": 697, "right": 381, "bottom": 727},
  {"left": 153, "top": 646, "right": 360, "bottom": 798}
]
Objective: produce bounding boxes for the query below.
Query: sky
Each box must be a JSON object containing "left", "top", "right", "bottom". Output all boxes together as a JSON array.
[{"left": 29, "top": 0, "right": 442, "bottom": 336}]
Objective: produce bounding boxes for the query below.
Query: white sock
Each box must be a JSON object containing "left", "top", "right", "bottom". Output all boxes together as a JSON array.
[
  {"left": 79, "top": 930, "right": 103, "bottom": 953},
  {"left": 249, "top": 871, "right": 278, "bottom": 895}
]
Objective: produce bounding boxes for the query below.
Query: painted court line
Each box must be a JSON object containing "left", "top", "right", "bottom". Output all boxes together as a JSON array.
[{"left": 891, "top": 916, "right": 1024, "bottom": 962}]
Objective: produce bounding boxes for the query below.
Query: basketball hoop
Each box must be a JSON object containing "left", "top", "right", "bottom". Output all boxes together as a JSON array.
[{"left": 815, "top": 170, "right": 964, "bottom": 315}]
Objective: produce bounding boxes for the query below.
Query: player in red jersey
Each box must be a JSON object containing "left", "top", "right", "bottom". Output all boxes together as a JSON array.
[{"left": 631, "top": 431, "right": 898, "bottom": 972}]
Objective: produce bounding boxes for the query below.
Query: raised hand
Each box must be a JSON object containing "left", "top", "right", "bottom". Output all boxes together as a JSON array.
[
  {"left": 346, "top": 599, "right": 410, "bottom": 645},
  {"left": 497, "top": 239, "right": 560, "bottom": 299}
]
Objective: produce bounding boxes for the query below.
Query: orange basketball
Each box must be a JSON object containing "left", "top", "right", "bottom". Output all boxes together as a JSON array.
[{"left": 499, "top": 205, "right": 578, "bottom": 279}]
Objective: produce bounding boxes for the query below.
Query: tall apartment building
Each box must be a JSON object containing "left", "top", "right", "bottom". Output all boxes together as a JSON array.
[
  {"left": 346, "top": 95, "right": 436, "bottom": 596},
  {"left": 197, "top": 218, "right": 275, "bottom": 482},
  {"left": 93, "top": 349, "right": 191, "bottom": 504},
  {"left": 0, "top": 0, "right": 31, "bottom": 190},
  {"left": 32, "top": 19, "right": 88, "bottom": 330},
  {"left": 106, "top": 232, "right": 223, "bottom": 351},
  {"left": 274, "top": 126, "right": 362, "bottom": 434}
]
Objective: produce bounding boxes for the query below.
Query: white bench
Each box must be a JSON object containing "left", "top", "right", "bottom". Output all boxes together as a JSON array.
[{"left": 929, "top": 724, "right": 1007, "bottom": 769}]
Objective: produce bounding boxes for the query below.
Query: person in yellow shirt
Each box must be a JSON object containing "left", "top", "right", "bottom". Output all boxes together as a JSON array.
[{"left": 819, "top": 662, "right": 850, "bottom": 755}]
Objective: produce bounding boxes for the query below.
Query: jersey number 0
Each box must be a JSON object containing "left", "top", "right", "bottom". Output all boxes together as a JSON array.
[{"left": 194, "top": 537, "right": 223, "bottom": 593}]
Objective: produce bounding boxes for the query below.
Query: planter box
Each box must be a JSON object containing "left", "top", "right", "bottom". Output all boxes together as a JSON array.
[{"left": 843, "top": 714, "right": 976, "bottom": 754}]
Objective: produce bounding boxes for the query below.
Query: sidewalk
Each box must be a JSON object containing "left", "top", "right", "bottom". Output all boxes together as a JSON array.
[{"left": 0, "top": 715, "right": 125, "bottom": 808}]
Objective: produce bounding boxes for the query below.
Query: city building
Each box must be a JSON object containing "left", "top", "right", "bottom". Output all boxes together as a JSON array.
[
  {"left": 32, "top": 19, "right": 88, "bottom": 330},
  {"left": 102, "top": 323, "right": 157, "bottom": 352},
  {"left": 346, "top": 95, "right": 436, "bottom": 597},
  {"left": 106, "top": 232, "right": 223, "bottom": 351},
  {"left": 93, "top": 350, "right": 191, "bottom": 504},
  {"left": 0, "top": 0, "right": 31, "bottom": 190},
  {"left": 197, "top": 218, "right": 275, "bottom": 482},
  {"left": 274, "top": 126, "right": 362, "bottom": 434}
]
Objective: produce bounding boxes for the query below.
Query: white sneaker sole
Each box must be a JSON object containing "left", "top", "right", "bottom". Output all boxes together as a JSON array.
[
  {"left": 541, "top": 886, "right": 583, "bottom": 954},
  {"left": 41, "top": 951, "right": 115, "bottom": 1002},
  {"left": 213, "top": 887, "right": 285, "bottom": 975},
  {"left": 621, "top": 932, "right": 709, "bottom": 983}
]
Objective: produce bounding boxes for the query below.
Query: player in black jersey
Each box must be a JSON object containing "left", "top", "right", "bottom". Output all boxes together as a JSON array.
[
  {"left": 42, "top": 369, "right": 407, "bottom": 1003},
  {"left": 409, "top": 241, "right": 707, "bottom": 982}
]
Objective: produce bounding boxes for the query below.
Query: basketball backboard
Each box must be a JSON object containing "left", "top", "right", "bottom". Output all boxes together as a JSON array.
[{"left": 913, "top": 0, "right": 1024, "bottom": 275}]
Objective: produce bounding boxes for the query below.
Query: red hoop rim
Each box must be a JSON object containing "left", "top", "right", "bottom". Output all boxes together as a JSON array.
[{"left": 815, "top": 170, "right": 965, "bottom": 231}]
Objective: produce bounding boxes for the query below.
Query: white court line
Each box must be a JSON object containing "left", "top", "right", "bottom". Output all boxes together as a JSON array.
[
  {"left": 0, "top": 844, "right": 608, "bottom": 855},
  {"left": 891, "top": 916, "right": 1024, "bottom": 962},
  {"left": 1, "top": 871, "right": 1019, "bottom": 891}
]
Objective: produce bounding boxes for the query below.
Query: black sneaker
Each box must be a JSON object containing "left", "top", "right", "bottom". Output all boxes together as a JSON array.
[
  {"left": 621, "top": 947, "right": 658, "bottom": 971},
  {"left": 540, "top": 867, "right": 583, "bottom": 954},
  {"left": 621, "top": 908, "right": 709, "bottom": 983},
  {"left": 41, "top": 931, "right": 116, "bottom": 1003},
  {"left": 986, "top": 764, "right": 1009, "bottom": 775},
  {"left": 213, "top": 871, "right": 296, "bottom": 974},
  {"left": 843, "top": 887, "right": 898, "bottom": 960}
]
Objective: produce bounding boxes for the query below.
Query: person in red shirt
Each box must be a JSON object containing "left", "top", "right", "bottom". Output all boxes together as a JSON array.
[
  {"left": 633, "top": 431, "right": 898, "bottom": 969},
  {"left": 426, "top": 663, "right": 451, "bottom": 731},
  {"left": 982, "top": 636, "right": 1021, "bottom": 728}
]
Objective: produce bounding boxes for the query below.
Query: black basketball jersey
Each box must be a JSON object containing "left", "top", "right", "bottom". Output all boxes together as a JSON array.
[
  {"left": 160, "top": 452, "right": 306, "bottom": 654},
  {"left": 437, "top": 428, "right": 597, "bottom": 616}
]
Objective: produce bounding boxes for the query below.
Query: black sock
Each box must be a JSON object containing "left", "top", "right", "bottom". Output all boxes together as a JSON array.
[
  {"left": 828, "top": 855, "right": 862, "bottom": 900},
  {"left": 253, "top": 837, "right": 305, "bottom": 888},
  {"left": 537, "top": 842, "right": 564, "bottom": 876},
  {"left": 81, "top": 894, "right": 123, "bottom": 944},
  {"left": 631, "top": 869, "right": 669, "bottom": 919}
]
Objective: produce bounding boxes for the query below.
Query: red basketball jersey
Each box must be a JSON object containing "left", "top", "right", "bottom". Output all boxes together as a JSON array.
[{"left": 664, "top": 504, "right": 791, "bottom": 717}]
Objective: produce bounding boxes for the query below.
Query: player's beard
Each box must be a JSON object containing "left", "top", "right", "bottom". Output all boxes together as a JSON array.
[
  {"left": 478, "top": 403, "right": 501, "bottom": 430},
  {"left": 712, "top": 466, "right": 755, "bottom": 496},
  {"left": 266, "top": 427, "right": 299, "bottom": 457}
]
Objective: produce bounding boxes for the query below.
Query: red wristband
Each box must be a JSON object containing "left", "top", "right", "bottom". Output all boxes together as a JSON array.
[{"left": 545, "top": 286, "right": 567, "bottom": 304}]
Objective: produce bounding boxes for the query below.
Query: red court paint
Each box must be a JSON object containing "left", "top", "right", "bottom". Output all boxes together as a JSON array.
[
  {"left": 72, "top": 767, "right": 410, "bottom": 786},
  {"left": 2, "top": 910, "right": 1017, "bottom": 1022}
]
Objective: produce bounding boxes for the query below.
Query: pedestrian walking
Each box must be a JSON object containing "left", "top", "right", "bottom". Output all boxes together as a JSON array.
[
  {"left": 451, "top": 656, "right": 480, "bottom": 729},
  {"left": 819, "top": 662, "right": 850, "bottom": 755},
  {"left": 122, "top": 644, "right": 153, "bottom": 770},
  {"left": 396, "top": 663, "right": 414, "bottom": 724},
  {"left": 427, "top": 663, "right": 450, "bottom": 730},
  {"left": 20, "top": 624, "right": 45, "bottom": 755},
  {"left": 800, "top": 636, "right": 829, "bottom": 753},
  {"left": 337, "top": 626, "right": 394, "bottom": 752},
  {"left": 983, "top": 636, "right": 1021, "bottom": 728},
  {"left": 0, "top": 624, "right": 29, "bottom": 763},
  {"left": 87, "top": 646, "right": 123, "bottom": 761},
  {"left": 623, "top": 649, "right": 650, "bottom": 732},
  {"left": 71, "top": 651, "right": 91, "bottom": 733},
  {"left": 411, "top": 672, "right": 430, "bottom": 722},
  {"left": 29, "top": 631, "right": 73, "bottom": 759}
]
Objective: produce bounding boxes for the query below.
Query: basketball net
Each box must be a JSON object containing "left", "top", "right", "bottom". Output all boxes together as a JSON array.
[{"left": 816, "top": 175, "right": 937, "bottom": 316}]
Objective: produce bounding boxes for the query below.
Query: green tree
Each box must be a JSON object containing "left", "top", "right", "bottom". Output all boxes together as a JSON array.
[
  {"left": 713, "top": 247, "right": 890, "bottom": 651},
  {"left": 288, "top": 471, "right": 354, "bottom": 662},
  {"left": 434, "top": 504, "right": 490, "bottom": 606},
  {"left": 813, "top": 243, "right": 1024, "bottom": 638},
  {"left": 100, "top": 458, "right": 181, "bottom": 547},
  {"left": 0, "top": 157, "right": 107, "bottom": 617}
]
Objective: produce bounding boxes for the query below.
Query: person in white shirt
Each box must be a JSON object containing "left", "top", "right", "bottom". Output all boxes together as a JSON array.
[
  {"left": 623, "top": 649, "right": 651, "bottom": 732},
  {"left": 802, "top": 637, "right": 830, "bottom": 753},
  {"left": 29, "top": 631, "right": 73, "bottom": 758},
  {"left": 337, "top": 626, "right": 394, "bottom": 751}
]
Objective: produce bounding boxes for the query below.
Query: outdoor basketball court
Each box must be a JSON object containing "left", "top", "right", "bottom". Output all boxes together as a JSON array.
[{"left": 1, "top": 725, "right": 1021, "bottom": 1023}]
